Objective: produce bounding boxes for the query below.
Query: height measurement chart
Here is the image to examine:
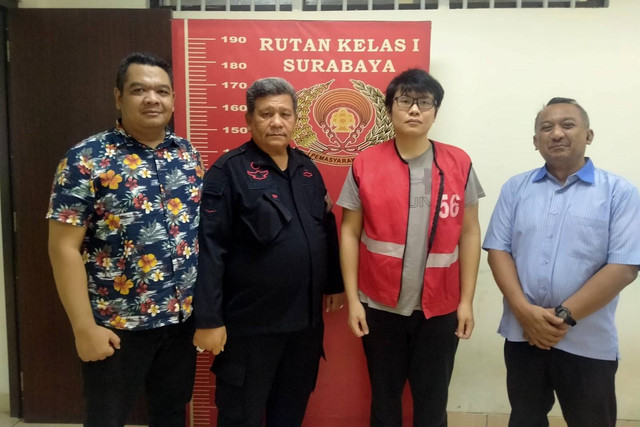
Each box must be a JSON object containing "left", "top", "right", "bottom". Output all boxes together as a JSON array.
[
  {"left": 172, "top": 19, "right": 431, "bottom": 426},
  {"left": 172, "top": 19, "right": 430, "bottom": 173}
]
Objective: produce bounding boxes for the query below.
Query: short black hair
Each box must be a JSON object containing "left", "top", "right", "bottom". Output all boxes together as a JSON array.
[
  {"left": 246, "top": 77, "right": 297, "bottom": 115},
  {"left": 535, "top": 97, "right": 590, "bottom": 130},
  {"left": 115, "top": 52, "right": 173, "bottom": 92},
  {"left": 384, "top": 68, "right": 444, "bottom": 113}
]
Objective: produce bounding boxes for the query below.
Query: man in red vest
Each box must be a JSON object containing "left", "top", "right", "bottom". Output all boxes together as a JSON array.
[{"left": 338, "top": 68, "right": 484, "bottom": 427}]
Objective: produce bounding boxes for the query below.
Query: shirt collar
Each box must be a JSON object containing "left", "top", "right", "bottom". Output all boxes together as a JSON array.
[
  {"left": 246, "top": 140, "right": 301, "bottom": 172},
  {"left": 114, "top": 119, "right": 180, "bottom": 149},
  {"left": 532, "top": 157, "right": 594, "bottom": 184}
]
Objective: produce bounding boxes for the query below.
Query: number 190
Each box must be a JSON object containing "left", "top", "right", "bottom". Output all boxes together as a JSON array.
[{"left": 221, "top": 36, "right": 247, "bottom": 44}]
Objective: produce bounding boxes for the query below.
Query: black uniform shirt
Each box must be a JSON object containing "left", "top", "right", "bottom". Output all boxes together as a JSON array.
[{"left": 195, "top": 140, "right": 343, "bottom": 336}]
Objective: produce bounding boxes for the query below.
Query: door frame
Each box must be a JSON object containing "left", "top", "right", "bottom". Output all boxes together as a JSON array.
[{"left": 0, "top": 4, "right": 20, "bottom": 418}]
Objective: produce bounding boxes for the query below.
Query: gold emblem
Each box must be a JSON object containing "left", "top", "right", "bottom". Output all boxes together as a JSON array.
[{"left": 293, "top": 80, "right": 394, "bottom": 166}]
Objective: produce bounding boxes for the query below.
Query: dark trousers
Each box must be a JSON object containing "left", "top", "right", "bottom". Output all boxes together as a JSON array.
[
  {"left": 362, "top": 306, "right": 459, "bottom": 427},
  {"left": 82, "top": 317, "right": 196, "bottom": 427},
  {"left": 504, "top": 340, "right": 618, "bottom": 427},
  {"left": 213, "top": 324, "right": 324, "bottom": 427}
]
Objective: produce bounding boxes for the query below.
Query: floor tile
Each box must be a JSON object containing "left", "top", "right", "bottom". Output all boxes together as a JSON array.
[
  {"left": 548, "top": 416, "right": 567, "bottom": 427},
  {"left": 449, "top": 412, "right": 487, "bottom": 427},
  {"left": 0, "top": 413, "right": 18, "bottom": 427},
  {"left": 487, "top": 413, "right": 509, "bottom": 427},
  {"left": 488, "top": 413, "right": 568, "bottom": 427}
]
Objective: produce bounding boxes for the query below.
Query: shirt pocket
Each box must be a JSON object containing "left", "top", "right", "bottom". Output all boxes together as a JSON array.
[
  {"left": 201, "top": 181, "right": 225, "bottom": 221},
  {"left": 240, "top": 192, "right": 293, "bottom": 245},
  {"left": 302, "top": 183, "right": 327, "bottom": 221},
  {"left": 564, "top": 214, "right": 608, "bottom": 260}
]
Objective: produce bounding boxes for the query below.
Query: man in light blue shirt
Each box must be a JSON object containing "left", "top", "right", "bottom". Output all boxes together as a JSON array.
[{"left": 483, "top": 97, "right": 640, "bottom": 427}]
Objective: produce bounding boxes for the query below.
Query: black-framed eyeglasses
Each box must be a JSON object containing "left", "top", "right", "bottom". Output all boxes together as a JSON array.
[{"left": 394, "top": 96, "right": 436, "bottom": 111}]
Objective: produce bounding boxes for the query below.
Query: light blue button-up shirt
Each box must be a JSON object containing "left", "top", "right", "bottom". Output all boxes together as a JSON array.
[{"left": 483, "top": 158, "right": 640, "bottom": 360}]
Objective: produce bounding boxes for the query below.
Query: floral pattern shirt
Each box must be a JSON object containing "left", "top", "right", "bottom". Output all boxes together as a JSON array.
[{"left": 47, "top": 123, "right": 205, "bottom": 330}]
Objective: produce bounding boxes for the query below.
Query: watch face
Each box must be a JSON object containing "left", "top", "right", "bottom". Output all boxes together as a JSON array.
[{"left": 556, "top": 306, "right": 576, "bottom": 326}]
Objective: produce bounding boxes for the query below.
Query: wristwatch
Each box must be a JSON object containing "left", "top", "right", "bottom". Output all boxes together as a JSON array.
[{"left": 555, "top": 305, "right": 577, "bottom": 327}]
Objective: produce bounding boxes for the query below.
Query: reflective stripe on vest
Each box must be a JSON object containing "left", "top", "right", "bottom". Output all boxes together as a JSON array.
[{"left": 361, "top": 230, "right": 459, "bottom": 268}]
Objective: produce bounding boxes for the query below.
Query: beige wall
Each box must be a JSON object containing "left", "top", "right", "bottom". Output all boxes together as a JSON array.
[{"left": 4, "top": 0, "right": 640, "bottom": 420}]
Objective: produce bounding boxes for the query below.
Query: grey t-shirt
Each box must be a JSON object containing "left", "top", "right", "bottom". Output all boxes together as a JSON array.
[{"left": 337, "top": 146, "right": 485, "bottom": 316}]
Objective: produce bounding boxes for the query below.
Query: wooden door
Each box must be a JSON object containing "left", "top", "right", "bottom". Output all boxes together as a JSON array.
[{"left": 7, "top": 8, "right": 172, "bottom": 422}]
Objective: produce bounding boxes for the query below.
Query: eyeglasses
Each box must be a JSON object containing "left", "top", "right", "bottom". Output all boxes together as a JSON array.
[{"left": 394, "top": 96, "right": 436, "bottom": 112}]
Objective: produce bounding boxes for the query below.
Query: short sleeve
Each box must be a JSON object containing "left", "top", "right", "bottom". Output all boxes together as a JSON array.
[
  {"left": 607, "top": 179, "right": 640, "bottom": 265},
  {"left": 482, "top": 178, "right": 517, "bottom": 253},
  {"left": 336, "top": 166, "right": 362, "bottom": 211},
  {"left": 465, "top": 165, "right": 485, "bottom": 205},
  {"left": 46, "top": 144, "right": 97, "bottom": 227}
]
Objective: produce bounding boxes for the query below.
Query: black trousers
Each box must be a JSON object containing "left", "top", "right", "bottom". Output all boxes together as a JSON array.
[
  {"left": 362, "top": 306, "right": 459, "bottom": 427},
  {"left": 213, "top": 323, "right": 324, "bottom": 427},
  {"left": 82, "top": 317, "right": 196, "bottom": 427},
  {"left": 504, "top": 340, "right": 618, "bottom": 427}
]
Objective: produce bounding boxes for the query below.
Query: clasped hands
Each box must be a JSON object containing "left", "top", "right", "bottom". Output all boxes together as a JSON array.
[{"left": 517, "top": 305, "right": 569, "bottom": 350}]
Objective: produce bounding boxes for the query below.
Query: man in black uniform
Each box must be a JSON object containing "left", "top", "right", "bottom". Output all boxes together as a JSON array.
[{"left": 193, "top": 77, "right": 345, "bottom": 427}]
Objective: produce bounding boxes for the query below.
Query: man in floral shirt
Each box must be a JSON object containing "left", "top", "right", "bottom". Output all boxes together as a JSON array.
[{"left": 47, "top": 52, "right": 204, "bottom": 426}]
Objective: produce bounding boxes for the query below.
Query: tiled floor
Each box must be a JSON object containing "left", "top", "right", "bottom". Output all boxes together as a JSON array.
[
  {"left": 448, "top": 413, "right": 640, "bottom": 427},
  {"left": 0, "top": 413, "right": 143, "bottom": 427},
  {"left": 2, "top": 411, "right": 639, "bottom": 427}
]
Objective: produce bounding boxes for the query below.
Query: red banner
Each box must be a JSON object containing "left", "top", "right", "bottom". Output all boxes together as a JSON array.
[{"left": 172, "top": 19, "right": 431, "bottom": 426}]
